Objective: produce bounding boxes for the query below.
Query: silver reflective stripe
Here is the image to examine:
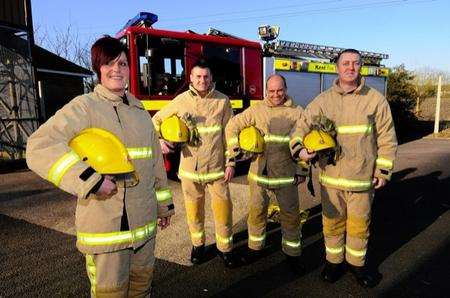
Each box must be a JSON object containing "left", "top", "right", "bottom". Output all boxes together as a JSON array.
[
  {"left": 197, "top": 125, "right": 222, "bottom": 134},
  {"left": 216, "top": 234, "right": 233, "bottom": 244},
  {"left": 325, "top": 245, "right": 344, "bottom": 254},
  {"left": 337, "top": 124, "right": 373, "bottom": 135},
  {"left": 127, "top": 147, "right": 153, "bottom": 159},
  {"left": 376, "top": 157, "right": 393, "bottom": 169},
  {"left": 155, "top": 188, "right": 172, "bottom": 202},
  {"left": 48, "top": 150, "right": 81, "bottom": 186},
  {"left": 346, "top": 245, "right": 366, "bottom": 257},
  {"left": 191, "top": 231, "right": 204, "bottom": 239},
  {"left": 319, "top": 174, "right": 372, "bottom": 191},
  {"left": 77, "top": 221, "right": 156, "bottom": 246},
  {"left": 264, "top": 134, "right": 290, "bottom": 143},
  {"left": 248, "top": 172, "right": 294, "bottom": 187},
  {"left": 282, "top": 238, "right": 301, "bottom": 248},
  {"left": 249, "top": 234, "right": 266, "bottom": 242},
  {"left": 179, "top": 169, "right": 224, "bottom": 182}
]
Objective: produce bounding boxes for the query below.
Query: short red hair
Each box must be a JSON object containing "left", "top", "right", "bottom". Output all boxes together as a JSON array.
[{"left": 91, "top": 35, "right": 129, "bottom": 82}]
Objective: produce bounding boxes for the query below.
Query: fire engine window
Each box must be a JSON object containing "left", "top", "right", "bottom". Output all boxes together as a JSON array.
[
  {"left": 136, "top": 35, "right": 185, "bottom": 96},
  {"left": 203, "top": 44, "right": 242, "bottom": 97}
]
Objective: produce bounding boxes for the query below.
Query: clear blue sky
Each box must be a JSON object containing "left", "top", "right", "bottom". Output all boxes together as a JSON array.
[{"left": 32, "top": 0, "right": 450, "bottom": 72}]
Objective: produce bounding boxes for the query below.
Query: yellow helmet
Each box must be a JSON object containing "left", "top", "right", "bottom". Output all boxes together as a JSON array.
[
  {"left": 160, "top": 115, "right": 189, "bottom": 143},
  {"left": 239, "top": 126, "right": 264, "bottom": 153},
  {"left": 303, "top": 130, "right": 336, "bottom": 152},
  {"left": 69, "top": 128, "right": 134, "bottom": 174}
]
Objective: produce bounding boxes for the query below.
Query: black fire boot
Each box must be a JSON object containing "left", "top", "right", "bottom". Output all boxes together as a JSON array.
[
  {"left": 285, "top": 254, "right": 305, "bottom": 275},
  {"left": 349, "top": 264, "right": 379, "bottom": 288},
  {"left": 217, "top": 250, "right": 239, "bottom": 268},
  {"left": 321, "top": 261, "right": 345, "bottom": 283},
  {"left": 190, "top": 245, "right": 205, "bottom": 265},
  {"left": 240, "top": 248, "right": 263, "bottom": 265}
]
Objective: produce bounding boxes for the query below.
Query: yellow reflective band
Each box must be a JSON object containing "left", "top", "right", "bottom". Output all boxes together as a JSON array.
[
  {"left": 337, "top": 124, "right": 373, "bottom": 135},
  {"left": 250, "top": 100, "right": 260, "bottom": 106},
  {"left": 290, "top": 136, "right": 303, "bottom": 144},
  {"left": 86, "top": 255, "right": 97, "bottom": 296},
  {"left": 197, "top": 125, "right": 222, "bottom": 134},
  {"left": 376, "top": 157, "right": 393, "bottom": 169},
  {"left": 346, "top": 245, "right": 367, "bottom": 257},
  {"left": 319, "top": 175, "right": 372, "bottom": 191},
  {"left": 230, "top": 99, "right": 243, "bottom": 109},
  {"left": 179, "top": 169, "right": 225, "bottom": 183},
  {"left": 216, "top": 234, "right": 233, "bottom": 244},
  {"left": 191, "top": 231, "right": 204, "bottom": 239},
  {"left": 48, "top": 150, "right": 81, "bottom": 186},
  {"left": 248, "top": 172, "right": 294, "bottom": 187},
  {"left": 227, "top": 137, "right": 239, "bottom": 147},
  {"left": 127, "top": 147, "right": 153, "bottom": 159},
  {"left": 249, "top": 234, "right": 266, "bottom": 242},
  {"left": 282, "top": 238, "right": 301, "bottom": 248},
  {"left": 154, "top": 124, "right": 160, "bottom": 132},
  {"left": 141, "top": 100, "right": 170, "bottom": 111},
  {"left": 264, "top": 134, "right": 290, "bottom": 143},
  {"left": 155, "top": 188, "right": 172, "bottom": 203},
  {"left": 77, "top": 221, "right": 156, "bottom": 246},
  {"left": 325, "top": 245, "right": 344, "bottom": 254}
]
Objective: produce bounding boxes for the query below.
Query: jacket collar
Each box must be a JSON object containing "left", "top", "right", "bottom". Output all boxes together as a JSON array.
[
  {"left": 332, "top": 76, "right": 366, "bottom": 95},
  {"left": 93, "top": 84, "right": 142, "bottom": 108},
  {"left": 188, "top": 83, "right": 216, "bottom": 99},
  {"left": 263, "top": 96, "right": 294, "bottom": 107}
]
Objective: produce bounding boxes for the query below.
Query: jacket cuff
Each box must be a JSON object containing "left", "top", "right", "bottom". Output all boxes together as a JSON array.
[
  {"left": 374, "top": 157, "right": 394, "bottom": 181},
  {"left": 374, "top": 168, "right": 392, "bottom": 181},
  {"left": 156, "top": 188, "right": 175, "bottom": 217},
  {"left": 289, "top": 137, "right": 303, "bottom": 161},
  {"left": 78, "top": 171, "right": 103, "bottom": 200},
  {"left": 296, "top": 160, "right": 310, "bottom": 176}
]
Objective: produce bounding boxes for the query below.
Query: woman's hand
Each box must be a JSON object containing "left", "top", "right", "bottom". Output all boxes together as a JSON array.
[{"left": 160, "top": 139, "right": 175, "bottom": 154}]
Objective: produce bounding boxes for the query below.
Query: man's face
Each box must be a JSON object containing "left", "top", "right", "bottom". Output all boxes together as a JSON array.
[
  {"left": 190, "top": 66, "right": 212, "bottom": 94},
  {"left": 337, "top": 52, "right": 361, "bottom": 85},
  {"left": 267, "top": 76, "right": 287, "bottom": 106}
]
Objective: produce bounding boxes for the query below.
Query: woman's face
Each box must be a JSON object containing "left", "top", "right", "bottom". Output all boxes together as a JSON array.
[{"left": 100, "top": 52, "right": 129, "bottom": 96}]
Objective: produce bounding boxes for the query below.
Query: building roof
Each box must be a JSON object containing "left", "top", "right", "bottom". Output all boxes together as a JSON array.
[{"left": 32, "top": 45, "right": 93, "bottom": 77}]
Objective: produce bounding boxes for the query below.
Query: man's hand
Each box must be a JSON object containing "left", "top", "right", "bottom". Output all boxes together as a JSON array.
[
  {"left": 293, "top": 175, "right": 306, "bottom": 185},
  {"left": 373, "top": 177, "right": 387, "bottom": 189},
  {"left": 95, "top": 175, "right": 118, "bottom": 198},
  {"left": 158, "top": 216, "right": 171, "bottom": 230},
  {"left": 299, "top": 148, "right": 317, "bottom": 162},
  {"left": 160, "top": 139, "right": 175, "bottom": 154},
  {"left": 224, "top": 166, "right": 235, "bottom": 183}
]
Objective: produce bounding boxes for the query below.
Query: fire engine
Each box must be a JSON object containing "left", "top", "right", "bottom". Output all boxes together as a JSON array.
[{"left": 116, "top": 12, "right": 389, "bottom": 174}]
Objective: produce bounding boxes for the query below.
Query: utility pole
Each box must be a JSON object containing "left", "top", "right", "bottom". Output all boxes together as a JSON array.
[{"left": 433, "top": 76, "right": 442, "bottom": 135}]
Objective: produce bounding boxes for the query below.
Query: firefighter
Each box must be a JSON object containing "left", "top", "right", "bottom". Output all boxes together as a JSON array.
[
  {"left": 290, "top": 49, "right": 397, "bottom": 287},
  {"left": 225, "top": 74, "right": 307, "bottom": 274},
  {"left": 26, "top": 36, "right": 174, "bottom": 297},
  {"left": 152, "top": 60, "right": 237, "bottom": 268}
]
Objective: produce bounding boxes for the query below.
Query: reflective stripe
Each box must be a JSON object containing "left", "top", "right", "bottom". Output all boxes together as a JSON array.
[
  {"left": 325, "top": 245, "right": 344, "bottom": 254},
  {"left": 346, "top": 245, "right": 366, "bottom": 257},
  {"left": 47, "top": 150, "right": 81, "bottom": 186},
  {"left": 216, "top": 234, "right": 233, "bottom": 244},
  {"left": 319, "top": 174, "right": 372, "bottom": 191},
  {"left": 290, "top": 136, "right": 303, "bottom": 145},
  {"left": 376, "top": 157, "right": 393, "bottom": 169},
  {"left": 227, "top": 137, "right": 239, "bottom": 147},
  {"left": 154, "top": 124, "right": 160, "bottom": 132},
  {"left": 197, "top": 125, "right": 222, "bottom": 134},
  {"left": 248, "top": 172, "right": 294, "bottom": 187},
  {"left": 191, "top": 231, "right": 204, "bottom": 239},
  {"left": 230, "top": 99, "right": 243, "bottom": 109},
  {"left": 264, "top": 134, "right": 290, "bottom": 143},
  {"left": 179, "top": 169, "right": 224, "bottom": 182},
  {"left": 127, "top": 147, "right": 153, "bottom": 159},
  {"left": 86, "top": 255, "right": 97, "bottom": 296},
  {"left": 282, "top": 238, "right": 301, "bottom": 248},
  {"left": 249, "top": 234, "right": 266, "bottom": 242},
  {"left": 337, "top": 124, "right": 373, "bottom": 135},
  {"left": 77, "top": 221, "right": 156, "bottom": 246},
  {"left": 141, "top": 100, "right": 170, "bottom": 111},
  {"left": 155, "top": 188, "right": 172, "bottom": 203}
]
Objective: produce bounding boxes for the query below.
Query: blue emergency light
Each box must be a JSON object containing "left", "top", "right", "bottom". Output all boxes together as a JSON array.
[{"left": 119, "top": 12, "right": 158, "bottom": 32}]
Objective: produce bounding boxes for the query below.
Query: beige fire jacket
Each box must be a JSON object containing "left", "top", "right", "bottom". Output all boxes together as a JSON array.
[
  {"left": 152, "top": 84, "right": 233, "bottom": 183},
  {"left": 26, "top": 84, "right": 174, "bottom": 254},
  {"left": 225, "top": 97, "right": 307, "bottom": 189},
  {"left": 290, "top": 78, "right": 397, "bottom": 192}
]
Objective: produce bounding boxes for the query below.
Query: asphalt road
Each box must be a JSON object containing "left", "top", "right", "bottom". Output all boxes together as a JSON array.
[{"left": 1, "top": 137, "right": 450, "bottom": 297}]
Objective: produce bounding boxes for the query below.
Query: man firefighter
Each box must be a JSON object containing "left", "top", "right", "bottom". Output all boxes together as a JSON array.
[
  {"left": 291, "top": 49, "right": 397, "bottom": 287},
  {"left": 152, "top": 60, "right": 237, "bottom": 268},
  {"left": 225, "top": 74, "right": 307, "bottom": 274},
  {"left": 26, "top": 36, "right": 174, "bottom": 296}
]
